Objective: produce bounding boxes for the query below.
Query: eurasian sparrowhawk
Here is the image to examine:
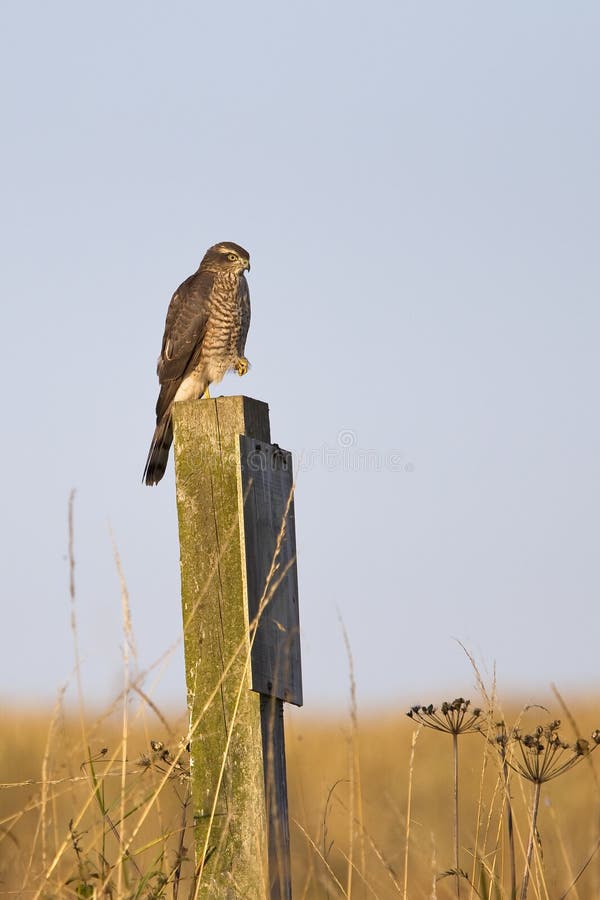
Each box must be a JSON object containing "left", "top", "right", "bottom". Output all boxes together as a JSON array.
[{"left": 143, "top": 241, "right": 251, "bottom": 485}]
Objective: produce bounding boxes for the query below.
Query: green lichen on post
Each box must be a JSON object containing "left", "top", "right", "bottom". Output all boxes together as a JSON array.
[{"left": 172, "top": 396, "right": 271, "bottom": 898}]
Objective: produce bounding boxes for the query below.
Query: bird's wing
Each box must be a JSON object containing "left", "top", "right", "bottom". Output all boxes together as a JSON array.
[
  {"left": 238, "top": 275, "right": 251, "bottom": 352},
  {"left": 157, "top": 269, "right": 214, "bottom": 385}
]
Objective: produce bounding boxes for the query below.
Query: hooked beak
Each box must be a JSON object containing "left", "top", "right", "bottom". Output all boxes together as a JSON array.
[{"left": 244, "top": 259, "right": 251, "bottom": 272}]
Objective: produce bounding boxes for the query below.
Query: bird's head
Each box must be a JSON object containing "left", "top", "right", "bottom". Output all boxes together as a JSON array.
[{"left": 202, "top": 242, "right": 251, "bottom": 274}]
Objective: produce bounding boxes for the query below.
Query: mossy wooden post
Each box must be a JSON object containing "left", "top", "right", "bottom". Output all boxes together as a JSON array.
[{"left": 172, "top": 395, "right": 302, "bottom": 899}]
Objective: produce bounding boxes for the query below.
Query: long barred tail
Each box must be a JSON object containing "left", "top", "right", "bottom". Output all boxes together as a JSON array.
[{"left": 143, "top": 414, "right": 173, "bottom": 486}]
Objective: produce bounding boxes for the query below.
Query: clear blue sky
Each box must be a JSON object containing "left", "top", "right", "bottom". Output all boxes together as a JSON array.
[{"left": 2, "top": 2, "right": 599, "bottom": 713}]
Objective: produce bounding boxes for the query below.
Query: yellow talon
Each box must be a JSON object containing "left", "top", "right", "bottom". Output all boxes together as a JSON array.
[
  {"left": 235, "top": 357, "right": 249, "bottom": 376},
  {"left": 201, "top": 385, "right": 211, "bottom": 399}
]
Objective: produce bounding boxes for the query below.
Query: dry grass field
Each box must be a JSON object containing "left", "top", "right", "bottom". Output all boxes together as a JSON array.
[{"left": 2, "top": 693, "right": 600, "bottom": 898}]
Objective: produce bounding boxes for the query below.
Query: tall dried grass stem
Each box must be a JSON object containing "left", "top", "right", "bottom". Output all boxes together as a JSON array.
[
  {"left": 520, "top": 779, "right": 541, "bottom": 900},
  {"left": 403, "top": 728, "right": 419, "bottom": 900}
]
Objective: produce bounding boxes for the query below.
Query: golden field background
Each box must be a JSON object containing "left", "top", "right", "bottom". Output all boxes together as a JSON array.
[{"left": 2, "top": 696, "right": 600, "bottom": 898}]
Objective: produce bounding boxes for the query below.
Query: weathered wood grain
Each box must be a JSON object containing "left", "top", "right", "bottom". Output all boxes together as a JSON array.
[
  {"left": 173, "top": 396, "right": 270, "bottom": 898},
  {"left": 238, "top": 436, "right": 302, "bottom": 707},
  {"left": 172, "top": 395, "right": 297, "bottom": 899}
]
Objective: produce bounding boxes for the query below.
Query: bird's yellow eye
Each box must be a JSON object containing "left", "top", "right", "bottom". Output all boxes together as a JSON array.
[{"left": 227, "top": 253, "right": 238, "bottom": 262}]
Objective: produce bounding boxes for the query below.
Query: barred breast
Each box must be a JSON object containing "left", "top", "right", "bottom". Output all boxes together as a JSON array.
[{"left": 198, "top": 271, "right": 247, "bottom": 385}]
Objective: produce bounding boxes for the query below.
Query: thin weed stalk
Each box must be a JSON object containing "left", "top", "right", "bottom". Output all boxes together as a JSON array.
[
  {"left": 504, "top": 758, "right": 517, "bottom": 900},
  {"left": 340, "top": 617, "right": 366, "bottom": 897},
  {"left": 113, "top": 535, "right": 135, "bottom": 899},
  {"left": 452, "top": 731, "right": 460, "bottom": 899},
  {"left": 520, "top": 780, "right": 541, "bottom": 900},
  {"left": 403, "top": 728, "right": 419, "bottom": 900},
  {"left": 559, "top": 835, "right": 600, "bottom": 900},
  {"left": 544, "top": 795, "right": 581, "bottom": 900},
  {"left": 407, "top": 699, "right": 483, "bottom": 896},
  {"left": 321, "top": 778, "right": 347, "bottom": 898},
  {"left": 495, "top": 722, "right": 517, "bottom": 900},
  {"left": 67, "top": 490, "right": 86, "bottom": 749},
  {"left": 293, "top": 817, "right": 349, "bottom": 898}
]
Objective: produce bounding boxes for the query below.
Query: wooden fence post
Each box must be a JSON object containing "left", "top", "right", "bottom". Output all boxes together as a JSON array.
[{"left": 172, "top": 396, "right": 302, "bottom": 899}]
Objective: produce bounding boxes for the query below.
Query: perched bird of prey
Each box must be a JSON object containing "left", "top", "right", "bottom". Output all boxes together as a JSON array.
[{"left": 143, "top": 241, "right": 251, "bottom": 485}]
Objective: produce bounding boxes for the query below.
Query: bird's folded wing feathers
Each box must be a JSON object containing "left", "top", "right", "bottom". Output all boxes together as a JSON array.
[
  {"left": 156, "top": 269, "right": 213, "bottom": 384},
  {"left": 239, "top": 278, "right": 251, "bottom": 346}
]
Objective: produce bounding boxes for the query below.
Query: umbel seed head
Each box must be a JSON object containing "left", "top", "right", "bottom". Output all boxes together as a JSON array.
[{"left": 407, "top": 698, "right": 484, "bottom": 735}]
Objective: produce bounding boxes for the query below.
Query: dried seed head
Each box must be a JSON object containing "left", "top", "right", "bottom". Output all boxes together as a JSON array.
[
  {"left": 504, "top": 719, "right": 600, "bottom": 784},
  {"left": 406, "top": 699, "right": 485, "bottom": 735}
]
